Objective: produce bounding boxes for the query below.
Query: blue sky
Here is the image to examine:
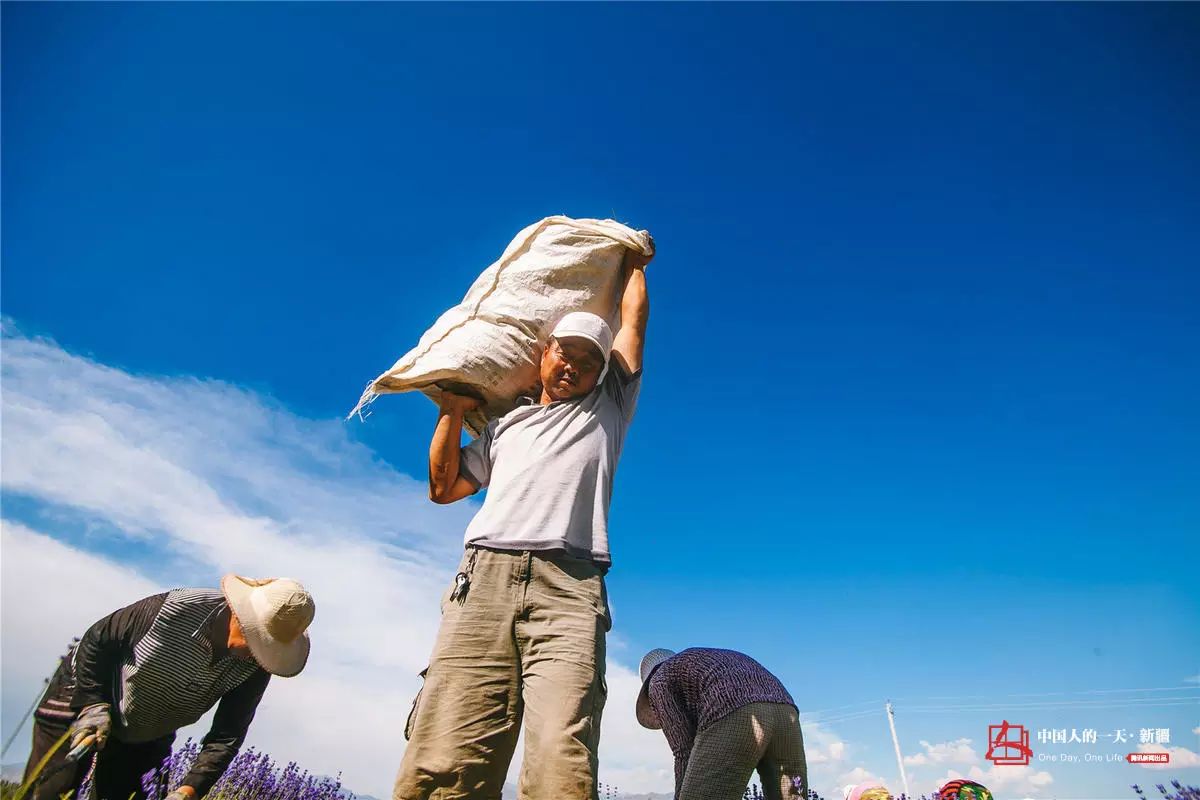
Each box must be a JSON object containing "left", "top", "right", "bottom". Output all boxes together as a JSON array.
[{"left": 2, "top": 4, "right": 1198, "bottom": 798}]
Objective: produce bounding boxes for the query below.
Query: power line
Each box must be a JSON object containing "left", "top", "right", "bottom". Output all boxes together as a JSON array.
[
  {"left": 892, "top": 685, "right": 1199, "bottom": 703},
  {"left": 795, "top": 687, "right": 1199, "bottom": 731},
  {"left": 902, "top": 697, "right": 1198, "bottom": 713},
  {"left": 798, "top": 695, "right": 1197, "bottom": 728},
  {"left": 805, "top": 686, "right": 1198, "bottom": 717},
  {"left": 802, "top": 699, "right": 886, "bottom": 716},
  {"left": 803, "top": 708, "right": 882, "bottom": 726}
]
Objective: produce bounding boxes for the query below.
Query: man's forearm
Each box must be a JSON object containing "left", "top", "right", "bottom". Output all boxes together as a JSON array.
[
  {"left": 620, "top": 264, "right": 649, "bottom": 335},
  {"left": 183, "top": 671, "right": 268, "bottom": 798},
  {"left": 180, "top": 740, "right": 237, "bottom": 798},
  {"left": 428, "top": 409, "right": 465, "bottom": 500},
  {"left": 612, "top": 263, "right": 649, "bottom": 374}
]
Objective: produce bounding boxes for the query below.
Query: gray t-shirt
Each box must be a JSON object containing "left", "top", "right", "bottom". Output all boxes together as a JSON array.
[{"left": 458, "top": 362, "right": 642, "bottom": 565}]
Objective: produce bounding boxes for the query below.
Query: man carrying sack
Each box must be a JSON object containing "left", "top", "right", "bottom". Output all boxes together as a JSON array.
[
  {"left": 22, "top": 575, "right": 315, "bottom": 800},
  {"left": 393, "top": 246, "right": 651, "bottom": 800},
  {"left": 636, "top": 647, "right": 809, "bottom": 800}
]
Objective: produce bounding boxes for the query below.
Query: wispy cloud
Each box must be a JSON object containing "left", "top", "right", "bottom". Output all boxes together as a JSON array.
[
  {"left": 0, "top": 324, "right": 675, "bottom": 794},
  {"left": 903, "top": 738, "right": 979, "bottom": 768},
  {"left": 795, "top": 719, "right": 904, "bottom": 796},
  {"left": 930, "top": 764, "right": 1055, "bottom": 797},
  {"left": 836, "top": 766, "right": 886, "bottom": 790},
  {"left": 925, "top": 747, "right": 1055, "bottom": 798},
  {"left": 890, "top": 735, "right": 1057, "bottom": 797},
  {"left": 1, "top": 520, "right": 162, "bottom": 694}
]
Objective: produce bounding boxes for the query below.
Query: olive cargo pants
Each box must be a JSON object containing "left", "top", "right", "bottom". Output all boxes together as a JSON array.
[
  {"left": 680, "top": 702, "right": 808, "bottom": 800},
  {"left": 393, "top": 546, "right": 611, "bottom": 800}
]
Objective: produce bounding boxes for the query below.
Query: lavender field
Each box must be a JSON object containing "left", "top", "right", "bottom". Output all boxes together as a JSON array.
[
  {"left": 1, "top": 740, "right": 354, "bottom": 800},
  {"left": 138, "top": 741, "right": 356, "bottom": 800},
  {"left": 3, "top": 743, "right": 1196, "bottom": 800}
]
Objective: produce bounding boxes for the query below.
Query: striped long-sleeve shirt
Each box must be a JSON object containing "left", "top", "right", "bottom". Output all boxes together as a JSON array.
[
  {"left": 69, "top": 589, "right": 270, "bottom": 797},
  {"left": 647, "top": 648, "right": 796, "bottom": 792}
]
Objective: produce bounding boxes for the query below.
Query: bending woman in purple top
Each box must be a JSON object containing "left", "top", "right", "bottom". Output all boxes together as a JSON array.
[{"left": 636, "top": 647, "right": 809, "bottom": 800}]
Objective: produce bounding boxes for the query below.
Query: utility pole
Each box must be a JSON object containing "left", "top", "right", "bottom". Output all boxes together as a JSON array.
[
  {"left": 2, "top": 642, "right": 76, "bottom": 759},
  {"left": 1, "top": 678, "right": 48, "bottom": 759},
  {"left": 886, "top": 701, "right": 911, "bottom": 799}
]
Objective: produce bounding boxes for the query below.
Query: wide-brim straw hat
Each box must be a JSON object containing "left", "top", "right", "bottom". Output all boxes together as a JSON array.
[
  {"left": 635, "top": 648, "right": 676, "bottom": 729},
  {"left": 221, "top": 574, "right": 314, "bottom": 678}
]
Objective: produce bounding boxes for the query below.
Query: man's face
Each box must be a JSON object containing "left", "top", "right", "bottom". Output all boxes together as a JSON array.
[
  {"left": 540, "top": 336, "right": 605, "bottom": 401},
  {"left": 226, "top": 610, "right": 256, "bottom": 662}
]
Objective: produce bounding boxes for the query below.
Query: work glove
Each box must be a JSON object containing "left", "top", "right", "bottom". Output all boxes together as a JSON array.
[{"left": 66, "top": 702, "right": 112, "bottom": 760}]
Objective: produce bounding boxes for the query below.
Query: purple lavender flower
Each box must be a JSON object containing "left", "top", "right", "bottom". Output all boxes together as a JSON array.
[{"left": 135, "top": 739, "right": 355, "bottom": 800}]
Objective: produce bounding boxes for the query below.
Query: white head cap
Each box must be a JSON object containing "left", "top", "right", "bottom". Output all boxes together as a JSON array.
[{"left": 550, "top": 312, "right": 613, "bottom": 365}]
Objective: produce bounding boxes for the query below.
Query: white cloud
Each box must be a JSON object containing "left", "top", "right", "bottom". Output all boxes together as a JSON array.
[
  {"left": 1, "top": 520, "right": 162, "bottom": 695},
  {"left": 837, "top": 766, "right": 886, "bottom": 788},
  {"left": 798, "top": 719, "right": 849, "bottom": 766},
  {"left": 1133, "top": 742, "right": 1200, "bottom": 770},
  {"left": 807, "top": 739, "right": 848, "bottom": 765},
  {"left": 795, "top": 720, "right": 891, "bottom": 799},
  {"left": 931, "top": 763, "right": 1054, "bottom": 797},
  {"left": 904, "top": 738, "right": 978, "bottom": 767},
  {"left": 910, "top": 738, "right": 1053, "bottom": 798},
  {"left": 0, "top": 326, "right": 671, "bottom": 795}
]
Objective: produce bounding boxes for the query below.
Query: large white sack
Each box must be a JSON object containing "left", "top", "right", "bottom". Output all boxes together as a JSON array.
[{"left": 349, "top": 215, "right": 653, "bottom": 435}]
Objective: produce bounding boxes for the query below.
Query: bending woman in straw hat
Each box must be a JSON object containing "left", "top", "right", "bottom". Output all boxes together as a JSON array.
[{"left": 22, "top": 575, "right": 315, "bottom": 800}]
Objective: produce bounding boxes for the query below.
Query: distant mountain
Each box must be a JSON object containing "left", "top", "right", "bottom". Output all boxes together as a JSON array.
[{"left": 2, "top": 762, "right": 26, "bottom": 782}]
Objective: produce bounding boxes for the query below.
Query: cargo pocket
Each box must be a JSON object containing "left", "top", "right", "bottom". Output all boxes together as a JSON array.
[
  {"left": 588, "top": 672, "right": 608, "bottom": 755},
  {"left": 597, "top": 577, "right": 613, "bottom": 633},
  {"left": 404, "top": 667, "right": 430, "bottom": 741}
]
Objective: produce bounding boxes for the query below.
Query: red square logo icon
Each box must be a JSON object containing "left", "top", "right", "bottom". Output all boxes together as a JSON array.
[{"left": 986, "top": 720, "right": 1033, "bottom": 766}]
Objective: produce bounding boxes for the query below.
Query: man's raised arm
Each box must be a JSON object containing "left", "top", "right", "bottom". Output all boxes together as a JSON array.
[
  {"left": 428, "top": 393, "right": 482, "bottom": 504},
  {"left": 611, "top": 242, "right": 653, "bottom": 376}
]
